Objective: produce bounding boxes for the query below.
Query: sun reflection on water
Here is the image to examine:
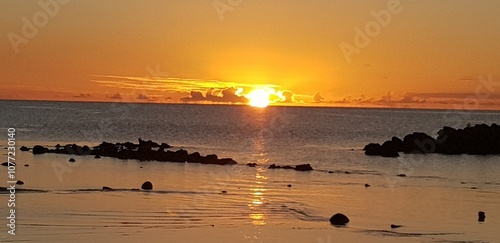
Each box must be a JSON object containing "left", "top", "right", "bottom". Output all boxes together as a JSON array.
[
  {"left": 248, "top": 115, "right": 270, "bottom": 226},
  {"left": 249, "top": 169, "right": 268, "bottom": 225}
]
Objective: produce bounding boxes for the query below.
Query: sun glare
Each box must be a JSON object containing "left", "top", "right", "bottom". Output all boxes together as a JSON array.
[{"left": 247, "top": 89, "right": 272, "bottom": 108}]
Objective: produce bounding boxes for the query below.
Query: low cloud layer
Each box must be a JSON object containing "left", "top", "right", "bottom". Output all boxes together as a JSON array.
[{"left": 181, "top": 88, "right": 248, "bottom": 103}]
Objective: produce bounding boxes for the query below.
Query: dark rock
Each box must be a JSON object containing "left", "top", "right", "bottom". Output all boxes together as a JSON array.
[
  {"left": 139, "top": 138, "right": 160, "bottom": 148},
  {"left": 2, "top": 162, "right": 14, "bottom": 166},
  {"left": 187, "top": 152, "right": 201, "bottom": 163},
  {"left": 102, "top": 186, "right": 113, "bottom": 191},
  {"left": 390, "top": 137, "right": 404, "bottom": 151},
  {"left": 344, "top": 171, "right": 351, "bottom": 174},
  {"left": 221, "top": 190, "right": 227, "bottom": 194},
  {"left": 268, "top": 164, "right": 279, "bottom": 169},
  {"left": 364, "top": 184, "right": 371, "bottom": 188},
  {"left": 329, "top": 213, "right": 350, "bottom": 226},
  {"left": 20, "top": 146, "right": 30, "bottom": 152},
  {"left": 402, "top": 132, "right": 436, "bottom": 154},
  {"left": 366, "top": 123, "right": 500, "bottom": 157},
  {"left": 69, "top": 158, "right": 76, "bottom": 162},
  {"left": 33, "top": 145, "right": 47, "bottom": 155},
  {"left": 478, "top": 211, "right": 486, "bottom": 222},
  {"left": 141, "top": 181, "right": 153, "bottom": 190},
  {"left": 215, "top": 158, "right": 238, "bottom": 165},
  {"left": 328, "top": 171, "right": 334, "bottom": 174},
  {"left": 204, "top": 154, "right": 218, "bottom": 162},
  {"left": 391, "top": 224, "right": 402, "bottom": 229},
  {"left": 380, "top": 141, "right": 400, "bottom": 157},
  {"left": 94, "top": 155, "right": 101, "bottom": 159},
  {"left": 28, "top": 140, "right": 239, "bottom": 166},
  {"left": 397, "top": 174, "right": 407, "bottom": 177},
  {"left": 247, "top": 163, "right": 257, "bottom": 167},
  {"left": 24, "top": 164, "right": 29, "bottom": 167},
  {"left": 294, "top": 164, "right": 313, "bottom": 171},
  {"left": 287, "top": 184, "right": 292, "bottom": 187},
  {"left": 363, "top": 141, "right": 399, "bottom": 157},
  {"left": 159, "top": 143, "right": 171, "bottom": 150},
  {"left": 269, "top": 163, "right": 313, "bottom": 171},
  {"left": 16, "top": 180, "right": 24, "bottom": 185},
  {"left": 364, "top": 143, "right": 382, "bottom": 156}
]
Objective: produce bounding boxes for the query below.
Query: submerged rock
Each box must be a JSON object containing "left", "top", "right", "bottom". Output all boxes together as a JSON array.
[
  {"left": 141, "top": 181, "right": 153, "bottom": 190},
  {"left": 268, "top": 164, "right": 280, "bottom": 169},
  {"left": 329, "top": 213, "right": 350, "bottom": 226},
  {"left": 268, "top": 163, "right": 314, "bottom": 172},
  {"left": 20, "top": 146, "right": 30, "bottom": 152},
  {"left": 294, "top": 164, "right": 313, "bottom": 171}
]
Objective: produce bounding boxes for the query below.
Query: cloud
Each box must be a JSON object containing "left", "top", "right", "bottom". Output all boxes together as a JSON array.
[
  {"left": 91, "top": 74, "right": 321, "bottom": 105},
  {"left": 398, "top": 93, "right": 426, "bottom": 103},
  {"left": 378, "top": 91, "right": 393, "bottom": 102},
  {"left": 405, "top": 92, "right": 500, "bottom": 100},
  {"left": 109, "top": 93, "right": 122, "bottom": 99},
  {"left": 281, "top": 91, "right": 294, "bottom": 103},
  {"left": 91, "top": 75, "right": 280, "bottom": 93},
  {"left": 313, "top": 92, "right": 324, "bottom": 103},
  {"left": 74, "top": 93, "right": 91, "bottom": 98},
  {"left": 181, "top": 87, "right": 248, "bottom": 103},
  {"left": 137, "top": 93, "right": 148, "bottom": 100}
]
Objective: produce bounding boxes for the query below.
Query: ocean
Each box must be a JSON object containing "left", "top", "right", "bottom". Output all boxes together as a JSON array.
[{"left": 0, "top": 100, "right": 499, "bottom": 242}]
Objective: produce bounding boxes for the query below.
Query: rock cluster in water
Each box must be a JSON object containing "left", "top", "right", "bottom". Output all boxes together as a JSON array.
[
  {"left": 26, "top": 139, "right": 238, "bottom": 165},
  {"left": 268, "top": 163, "right": 314, "bottom": 171},
  {"left": 364, "top": 123, "right": 500, "bottom": 157}
]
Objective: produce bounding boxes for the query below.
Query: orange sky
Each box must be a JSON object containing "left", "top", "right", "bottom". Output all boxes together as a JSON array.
[{"left": 1, "top": 0, "right": 500, "bottom": 110}]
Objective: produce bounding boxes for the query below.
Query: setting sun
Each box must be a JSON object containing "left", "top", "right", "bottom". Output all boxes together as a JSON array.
[{"left": 246, "top": 89, "right": 273, "bottom": 108}]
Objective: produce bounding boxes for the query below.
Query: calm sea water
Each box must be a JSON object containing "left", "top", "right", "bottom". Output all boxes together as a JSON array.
[{"left": 0, "top": 100, "right": 499, "bottom": 242}]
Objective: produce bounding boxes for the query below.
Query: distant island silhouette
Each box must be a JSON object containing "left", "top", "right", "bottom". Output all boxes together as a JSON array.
[{"left": 364, "top": 123, "right": 500, "bottom": 157}]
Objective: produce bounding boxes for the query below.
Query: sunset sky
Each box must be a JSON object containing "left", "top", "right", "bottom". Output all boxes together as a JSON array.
[{"left": 1, "top": 0, "right": 500, "bottom": 109}]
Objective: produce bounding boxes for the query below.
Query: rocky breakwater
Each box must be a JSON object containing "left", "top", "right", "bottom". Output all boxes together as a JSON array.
[
  {"left": 364, "top": 123, "right": 500, "bottom": 157},
  {"left": 27, "top": 139, "right": 238, "bottom": 165}
]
